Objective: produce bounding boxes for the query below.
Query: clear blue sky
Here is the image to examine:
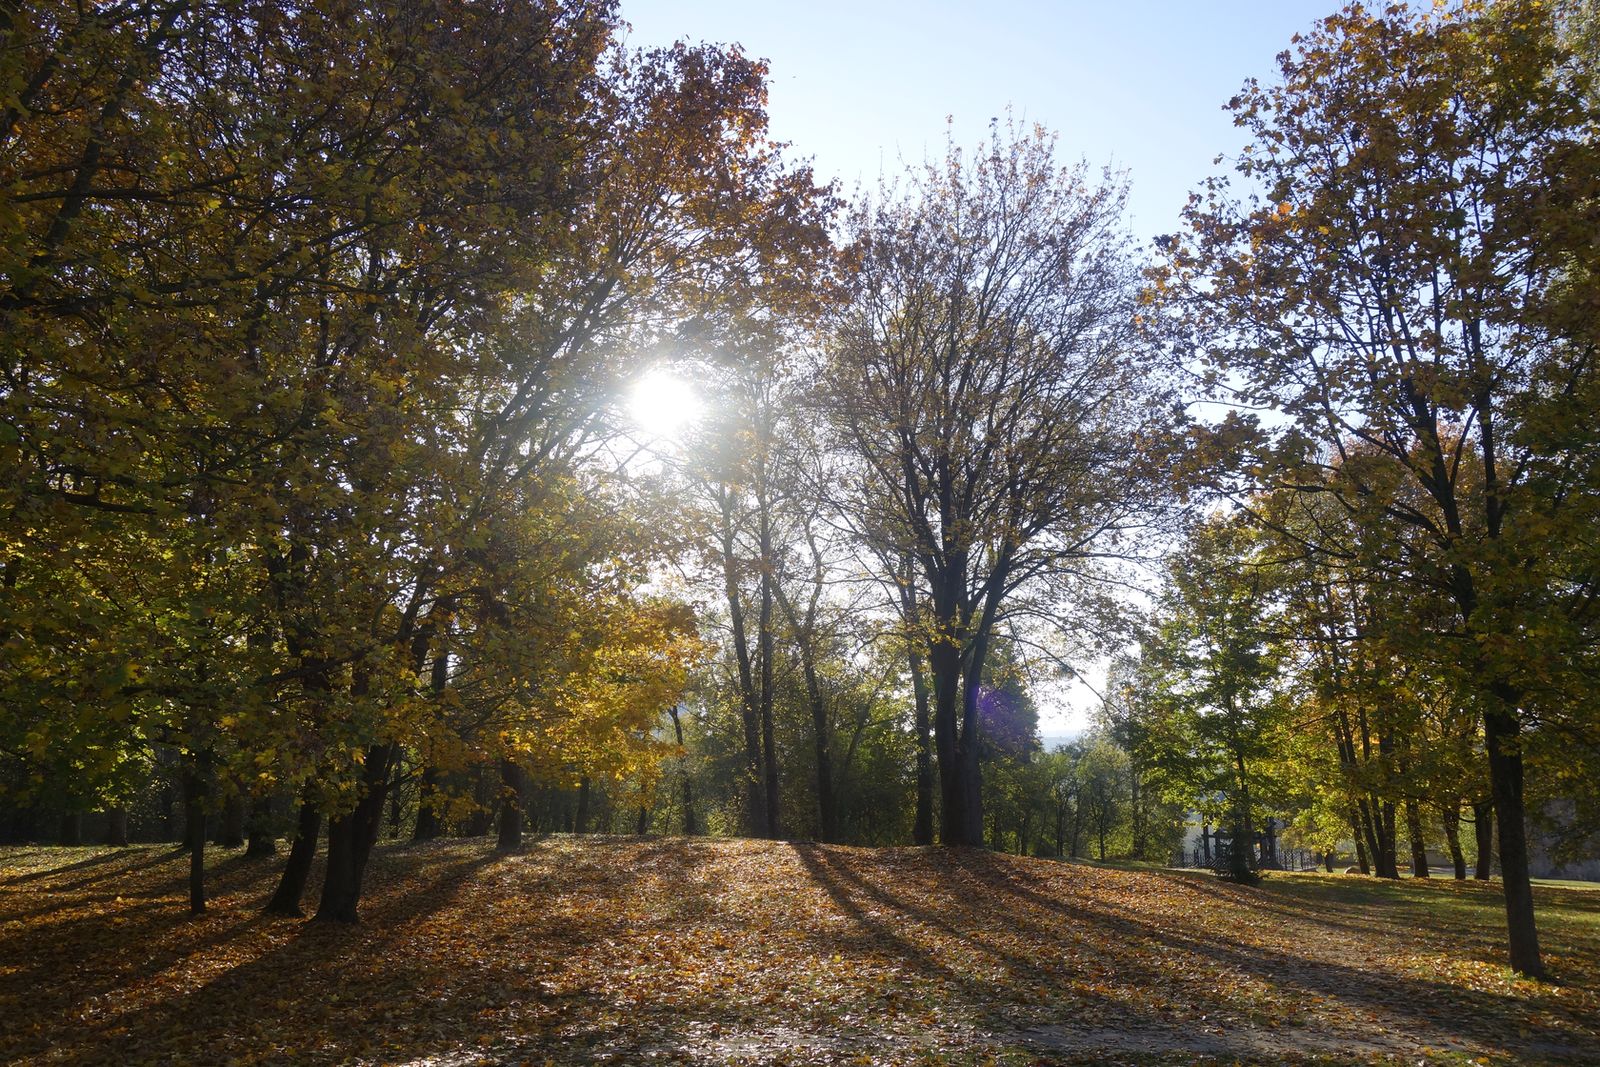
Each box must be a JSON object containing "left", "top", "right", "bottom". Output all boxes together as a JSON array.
[{"left": 620, "top": 1, "right": 1351, "bottom": 244}]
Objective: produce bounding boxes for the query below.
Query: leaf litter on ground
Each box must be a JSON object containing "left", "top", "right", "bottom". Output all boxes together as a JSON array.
[{"left": 1, "top": 837, "right": 1597, "bottom": 1065}]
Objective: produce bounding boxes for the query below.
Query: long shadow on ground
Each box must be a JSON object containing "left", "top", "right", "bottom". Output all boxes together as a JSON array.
[{"left": 3, "top": 839, "right": 1596, "bottom": 1066}]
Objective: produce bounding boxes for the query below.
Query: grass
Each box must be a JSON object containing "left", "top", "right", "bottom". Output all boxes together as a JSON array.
[
  {"left": 1532, "top": 876, "right": 1600, "bottom": 892},
  {"left": 2, "top": 837, "right": 1597, "bottom": 1065}
]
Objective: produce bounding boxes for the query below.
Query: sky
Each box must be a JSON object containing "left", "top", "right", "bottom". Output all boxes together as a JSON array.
[
  {"left": 618, "top": 1, "right": 1347, "bottom": 735},
  {"left": 620, "top": 1, "right": 1349, "bottom": 244}
]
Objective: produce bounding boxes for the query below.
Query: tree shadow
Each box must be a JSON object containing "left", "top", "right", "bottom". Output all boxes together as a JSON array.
[
  {"left": 0, "top": 841, "right": 508, "bottom": 1065},
  {"left": 792, "top": 841, "right": 1175, "bottom": 1048},
  {"left": 0, "top": 846, "right": 170, "bottom": 890},
  {"left": 0, "top": 848, "right": 281, "bottom": 1006},
  {"left": 933, "top": 850, "right": 1594, "bottom": 1056},
  {"left": 5, "top": 839, "right": 1596, "bottom": 1066},
  {"left": 1146, "top": 867, "right": 1600, "bottom": 972}
]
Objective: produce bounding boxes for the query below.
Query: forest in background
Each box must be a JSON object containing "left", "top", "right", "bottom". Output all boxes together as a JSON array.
[{"left": 2, "top": 0, "right": 1598, "bottom": 984}]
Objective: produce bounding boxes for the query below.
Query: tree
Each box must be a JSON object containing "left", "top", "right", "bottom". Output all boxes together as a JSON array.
[
  {"left": 1157, "top": 0, "right": 1600, "bottom": 975},
  {"left": 3, "top": 0, "right": 622, "bottom": 915},
  {"left": 1099, "top": 654, "right": 1187, "bottom": 861},
  {"left": 1, "top": 1, "right": 833, "bottom": 922},
  {"left": 1077, "top": 734, "right": 1131, "bottom": 862},
  {"left": 1135, "top": 516, "right": 1286, "bottom": 881},
  {"left": 1041, "top": 744, "right": 1085, "bottom": 858},
  {"left": 822, "top": 119, "right": 1166, "bottom": 846}
]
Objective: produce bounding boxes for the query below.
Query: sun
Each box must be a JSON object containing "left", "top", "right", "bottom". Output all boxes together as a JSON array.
[{"left": 627, "top": 366, "right": 703, "bottom": 440}]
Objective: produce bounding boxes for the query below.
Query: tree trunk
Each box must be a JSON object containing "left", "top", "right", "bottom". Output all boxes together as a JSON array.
[
  {"left": 104, "top": 807, "right": 128, "bottom": 847},
  {"left": 1129, "top": 771, "right": 1145, "bottom": 859},
  {"left": 930, "top": 640, "right": 966, "bottom": 846},
  {"left": 1353, "top": 802, "right": 1376, "bottom": 869},
  {"left": 1405, "top": 798, "right": 1430, "bottom": 878},
  {"left": 188, "top": 824, "right": 206, "bottom": 915},
  {"left": 574, "top": 776, "right": 591, "bottom": 835},
  {"left": 1225, "top": 820, "right": 1255, "bottom": 882},
  {"left": 754, "top": 475, "right": 781, "bottom": 841},
  {"left": 314, "top": 742, "right": 394, "bottom": 923},
  {"left": 413, "top": 765, "right": 443, "bottom": 841},
  {"left": 769, "top": 554, "right": 834, "bottom": 842},
  {"left": 635, "top": 804, "right": 649, "bottom": 835},
  {"left": 218, "top": 794, "right": 245, "bottom": 849},
  {"left": 182, "top": 791, "right": 207, "bottom": 854},
  {"left": 758, "top": 579, "right": 780, "bottom": 841},
  {"left": 496, "top": 759, "right": 524, "bottom": 851},
  {"left": 738, "top": 695, "right": 765, "bottom": 839},
  {"left": 1442, "top": 802, "right": 1467, "bottom": 880},
  {"left": 1345, "top": 706, "right": 1397, "bottom": 875},
  {"left": 246, "top": 796, "right": 276, "bottom": 857},
  {"left": 413, "top": 632, "right": 452, "bottom": 841},
  {"left": 1473, "top": 800, "right": 1494, "bottom": 879},
  {"left": 669, "top": 705, "right": 698, "bottom": 836},
  {"left": 1371, "top": 799, "right": 1401, "bottom": 879},
  {"left": 799, "top": 662, "right": 836, "bottom": 843},
  {"left": 1348, "top": 808, "right": 1371, "bottom": 874},
  {"left": 1484, "top": 702, "right": 1543, "bottom": 978},
  {"left": 317, "top": 814, "right": 362, "bottom": 923},
  {"left": 910, "top": 648, "right": 934, "bottom": 847},
  {"left": 58, "top": 812, "right": 82, "bottom": 846},
  {"left": 183, "top": 765, "right": 206, "bottom": 915},
  {"left": 1231, "top": 744, "right": 1256, "bottom": 874},
  {"left": 899, "top": 561, "right": 936, "bottom": 848},
  {"left": 265, "top": 792, "right": 321, "bottom": 916},
  {"left": 718, "top": 489, "right": 768, "bottom": 840},
  {"left": 1261, "top": 815, "right": 1280, "bottom": 870},
  {"left": 956, "top": 630, "right": 988, "bottom": 848}
]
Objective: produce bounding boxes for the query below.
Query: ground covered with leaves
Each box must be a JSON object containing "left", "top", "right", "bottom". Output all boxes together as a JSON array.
[{"left": 2, "top": 838, "right": 1597, "bottom": 1065}]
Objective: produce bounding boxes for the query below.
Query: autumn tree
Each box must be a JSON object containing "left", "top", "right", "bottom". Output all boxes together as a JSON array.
[
  {"left": 974, "top": 641, "right": 1043, "bottom": 852},
  {"left": 3, "top": 0, "right": 619, "bottom": 913},
  {"left": 1157, "top": 0, "right": 1600, "bottom": 975},
  {"left": 1, "top": 0, "right": 832, "bottom": 923},
  {"left": 1041, "top": 743, "right": 1086, "bottom": 858},
  {"left": 1076, "top": 734, "right": 1133, "bottom": 863},
  {"left": 681, "top": 346, "right": 900, "bottom": 845},
  {"left": 283, "top": 29, "right": 831, "bottom": 917},
  {"left": 822, "top": 120, "right": 1168, "bottom": 847},
  {"left": 698, "top": 359, "right": 786, "bottom": 840}
]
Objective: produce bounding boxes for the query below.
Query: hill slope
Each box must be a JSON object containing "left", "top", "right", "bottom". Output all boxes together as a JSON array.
[{"left": 2, "top": 837, "right": 1597, "bottom": 1065}]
